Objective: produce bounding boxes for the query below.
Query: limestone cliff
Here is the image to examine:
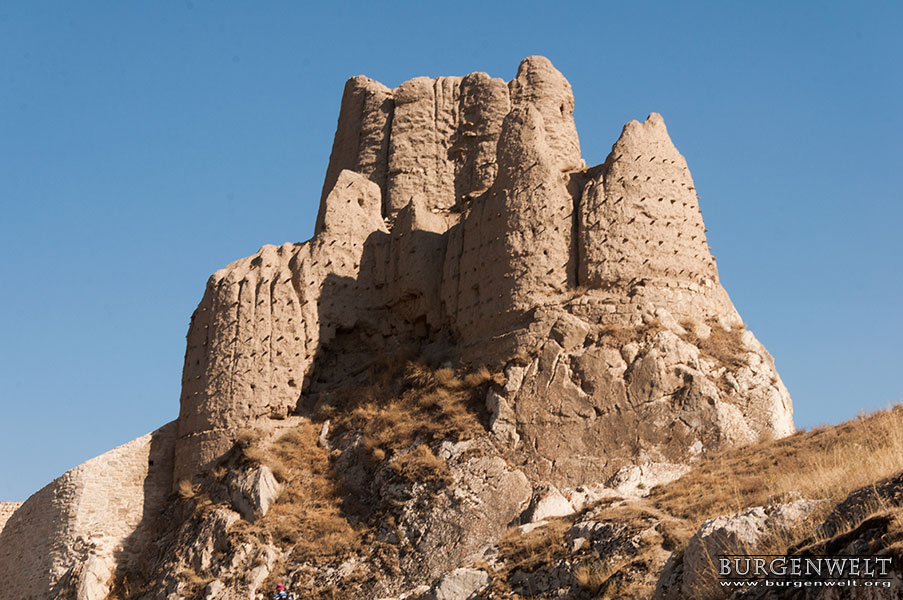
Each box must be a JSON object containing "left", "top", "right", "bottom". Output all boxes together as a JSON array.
[{"left": 0, "top": 56, "right": 794, "bottom": 599}]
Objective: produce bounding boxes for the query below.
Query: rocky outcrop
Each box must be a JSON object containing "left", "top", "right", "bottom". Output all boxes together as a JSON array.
[
  {"left": 394, "top": 440, "right": 531, "bottom": 584},
  {"left": 524, "top": 485, "right": 577, "bottom": 523},
  {"left": 229, "top": 465, "right": 281, "bottom": 523},
  {"left": 656, "top": 499, "right": 821, "bottom": 600},
  {"left": 502, "top": 318, "right": 793, "bottom": 486},
  {"left": 656, "top": 475, "right": 903, "bottom": 600},
  {"left": 424, "top": 567, "right": 489, "bottom": 600}
]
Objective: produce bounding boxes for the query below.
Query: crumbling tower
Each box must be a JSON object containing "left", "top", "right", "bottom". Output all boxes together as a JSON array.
[{"left": 174, "top": 55, "right": 793, "bottom": 485}]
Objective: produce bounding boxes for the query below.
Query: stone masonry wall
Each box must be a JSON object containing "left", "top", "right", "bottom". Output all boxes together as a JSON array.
[
  {"left": 0, "top": 422, "right": 176, "bottom": 600},
  {"left": 317, "top": 70, "right": 511, "bottom": 228},
  {"left": 175, "top": 172, "right": 388, "bottom": 483},
  {"left": 0, "top": 502, "right": 22, "bottom": 537},
  {"left": 578, "top": 112, "right": 740, "bottom": 326}
]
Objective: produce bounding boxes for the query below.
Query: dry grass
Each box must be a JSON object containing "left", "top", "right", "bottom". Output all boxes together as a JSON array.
[
  {"left": 246, "top": 421, "right": 360, "bottom": 559},
  {"left": 324, "top": 360, "right": 498, "bottom": 485},
  {"left": 177, "top": 478, "right": 198, "bottom": 499},
  {"left": 651, "top": 404, "right": 903, "bottom": 527},
  {"left": 490, "top": 500, "right": 676, "bottom": 598},
  {"left": 177, "top": 567, "right": 214, "bottom": 597},
  {"left": 795, "top": 508, "right": 903, "bottom": 559},
  {"left": 111, "top": 353, "right": 504, "bottom": 599},
  {"left": 226, "top": 388, "right": 903, "bottom": 600},
  {"left": 599, "top": 319, "right": 665, "bottom": 348},
  {"left": 574, "top": 556, "right": 625, "bottom": 591},
  {"left": 115, "top": 358, "right": 903, "bottom": 600},
  {"left": 645, "top": 402, "right": 903, "bottom": 597},
  {"left": 680, "top": 319, "right": 747, "bottom": 369},
  {"left": 389, "top": 443, "right": 452, "bottom": 486},
  {"left": 236, "top": 359, "right": 501, "bottom": 592},
  {"left": 699, "top": 322, "right": 747, "bottom": 368},
  {"left": 489, "top": 404, "right": 903, "bottom": 599},
  {"left": 495, "top": 519, "right": 572, "bottom": 575},
  {"left": 599, "top": 325, "right": 637, "bottom": 348}
]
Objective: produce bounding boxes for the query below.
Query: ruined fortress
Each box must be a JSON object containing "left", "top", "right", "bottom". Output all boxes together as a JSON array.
[{"left": 0, "top": 57, "right": 792, "bottom": 599}]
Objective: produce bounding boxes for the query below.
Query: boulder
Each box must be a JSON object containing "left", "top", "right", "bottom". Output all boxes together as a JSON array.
[
  {"left": 230, "top": 466, "right": 281, "bottom": 522},
  {"left": 667, "top": 499, "right": 820, "bottom": 600},
  {"left": 428, "top": 568, "right": 489, "bottom": 600},
  {"left": 524, "top": 485, "right": 576, "bottom": 522}
]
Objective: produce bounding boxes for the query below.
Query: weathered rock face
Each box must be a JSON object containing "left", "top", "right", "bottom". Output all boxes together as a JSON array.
[
  {"left": 229, "top": 465, "right": 281, "bottom": 523},
  {"left": 175, "top": 55, "right": 793, "bottom": 486},
  {"left": 393, "top": 440, "right": 532, "bottom": 585},
  {"left": 425, "top": 567, "right": 490, "bottom": 600}
]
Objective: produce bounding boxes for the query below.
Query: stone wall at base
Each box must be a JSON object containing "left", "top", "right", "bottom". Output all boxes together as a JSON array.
[
  {"left": 0, "top": 422, "right": 177, "bottom": 600},
  {"left": 0, "top": 502, "right": 22, "bottom": 537}
]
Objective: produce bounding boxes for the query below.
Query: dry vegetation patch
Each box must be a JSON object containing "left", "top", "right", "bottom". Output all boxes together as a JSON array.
[
  {"left": 598, "top": 319, "right": 665, "bottom": 348},
  {"left": 114, "top": 351, "right": 903, "bottom": 599},
  {"left": 317, "top": 360, "right": 500, "bottom": 485},
  {"left": 110, "top": 357, "right": 503, "bottom": 599},
  {"left": 244, "top": 421, "right": 360, "bottom": 558},
  {"left": 651, "top": 405, "right": 903, "bottom": 526},
  {"left": 680, "top": 319, "right": 748, "bottom": 369},
  {"left": 489, "top": 500, "right": 679, "bottom": 599},
  {"left": 242, "top": 359, "right": 501, "bottom": 590},
  {"left": 486, "top": 405, "right": 903, "bottom": 598},
  {"left": 496, "top": 518, "right": 574, "bottom": 575}
]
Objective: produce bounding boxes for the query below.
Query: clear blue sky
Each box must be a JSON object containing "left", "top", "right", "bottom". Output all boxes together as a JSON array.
[{"left": 1, "top": 1, "right": 900, "bottom": 501}]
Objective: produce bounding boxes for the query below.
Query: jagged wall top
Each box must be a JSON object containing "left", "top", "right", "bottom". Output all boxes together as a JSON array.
[{"left": 317, "top": 56, "right": 582, "bottom": 230}]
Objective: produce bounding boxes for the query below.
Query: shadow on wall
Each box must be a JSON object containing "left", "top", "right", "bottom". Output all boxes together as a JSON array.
[
  {"left": 101, "top": 422, "right": 177, "bottom": 597},
  {"left": 298, "top": 224, "right": 453, "bottom": 403},
  {"left": 39, "top": 422, "right": 178, "bottom": 599}
]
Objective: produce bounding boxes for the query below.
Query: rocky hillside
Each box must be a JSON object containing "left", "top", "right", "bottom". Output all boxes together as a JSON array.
[
  {"left": 1, "top": 55, "right": 869, "bottom": 599},
  {"left": 119, "top": 379, "right": 903, "bottom": 599}
]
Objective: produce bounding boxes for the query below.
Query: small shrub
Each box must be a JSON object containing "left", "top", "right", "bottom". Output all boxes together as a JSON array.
[
  {"left": 497, "top": 519, "right": 571, "bottom": 573},
  {"left": 177, "top": 478, "right": 198, "bottom": 499},
  {"left": 574, "top": 558, "right": 610, "bottom": 591},
  {"left": 434, "top": 367, "right": 459, "bottom": 388},
  {"left": 403, "top": 361, "right": 438, "bottom": 389},
  {"left": 696, "top": 321, "right": 747, "bottom": 369},
  {"left": 390, "top": 443, "right": 451, "bottom": 486},
  {"left": 177, "top": 567, "right": 213, "bottom": 596},
  {"left": 638, "top": 318, "right": 664, "bottom": 337},
  {"left": 463, "top": 365, "right": 494, "bottom": 387},
  {"left": 599, "top": 325, "right": 635, "bottom": 348},
  {"left": 574, "top": 556, "right": 630, "bottom": 592}
]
